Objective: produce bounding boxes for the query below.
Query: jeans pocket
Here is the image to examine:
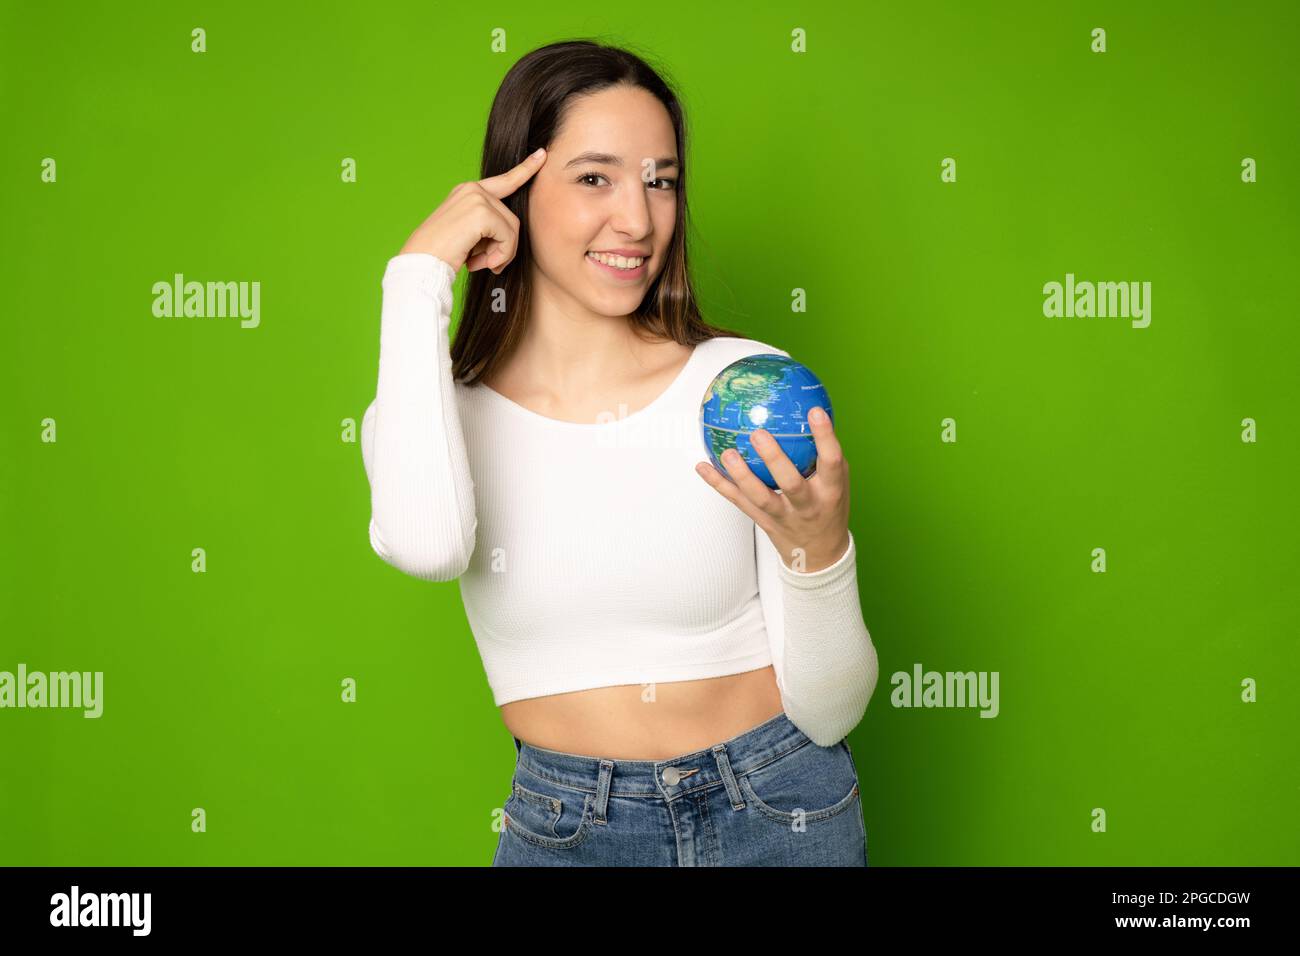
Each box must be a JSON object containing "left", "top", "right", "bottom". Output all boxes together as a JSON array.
[
  {"left": 738, "top": 739, "right": 860, "bottom": 826},
  {"left": 841, "top": 739, "right": 868, "bottom": 857},
  {"left": 502, "top": 773, "right": 594, "bottom": 850}
]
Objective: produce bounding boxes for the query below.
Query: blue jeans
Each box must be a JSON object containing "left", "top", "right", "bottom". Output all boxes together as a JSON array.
[{"left": 492, "top": 711, "right": 868, "bottom": 866}]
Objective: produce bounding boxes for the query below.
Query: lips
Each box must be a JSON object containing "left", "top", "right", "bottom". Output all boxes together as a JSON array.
[
  {"left": 585, "top": 251, "right": 648, "bottom": 279},
  {"left": 585, "top": 252, "right": 644, "bottom": 278},
  {"left": 586, "top": 250, "right": 647, "bottom": 267}
]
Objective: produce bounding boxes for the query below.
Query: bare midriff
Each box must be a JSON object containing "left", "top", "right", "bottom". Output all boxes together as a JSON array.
[{"left": 500, "top": 666, "right": 786, "bottom": 760}]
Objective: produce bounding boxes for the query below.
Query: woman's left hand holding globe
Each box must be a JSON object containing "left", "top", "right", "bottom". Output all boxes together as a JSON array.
[{"left": 694, "top": 406, "right": 852, "bottom": 573}]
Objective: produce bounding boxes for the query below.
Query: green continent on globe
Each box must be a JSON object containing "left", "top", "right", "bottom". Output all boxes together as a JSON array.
[
  {"left": 701, "top": 362, "right": 786, "bottom": 418},
  {"left": 706, "top": 427, "right": 739, "bottom": 460}
]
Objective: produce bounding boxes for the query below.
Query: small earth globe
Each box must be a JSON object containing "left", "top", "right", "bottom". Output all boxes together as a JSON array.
[{"left": 699, "top": 353, "right": 834, "bottom": 490}]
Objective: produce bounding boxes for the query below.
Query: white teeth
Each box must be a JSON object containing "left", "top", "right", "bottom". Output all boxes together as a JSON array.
[{"left": 587, "top": 251, "right": 644, "bottom": 269}]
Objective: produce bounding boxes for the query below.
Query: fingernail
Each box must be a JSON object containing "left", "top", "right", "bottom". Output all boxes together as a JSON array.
[
  {"left": 531, "top": 147, "right": 545, "bottom": 159},
  {"left": 810, "top": 407, "right": 827, "bottom": 423}
]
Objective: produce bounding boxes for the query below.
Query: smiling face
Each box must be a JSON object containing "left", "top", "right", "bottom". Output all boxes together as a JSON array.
[{"left": 526, "top": 83, "right": 680, "bottom": 317}]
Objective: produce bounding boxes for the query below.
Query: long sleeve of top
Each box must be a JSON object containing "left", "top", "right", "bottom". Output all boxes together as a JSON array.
[
  {"left": 360, "top": 253, "right": 477, "bottom": 581},
  {"left": 756, "top": 527, "right": 879, "bottom": 746},
  {"left": 359, "top": 252, "right": 879, "bottom": 746}
]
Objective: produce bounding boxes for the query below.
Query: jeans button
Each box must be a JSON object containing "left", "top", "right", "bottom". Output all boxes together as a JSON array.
[{"left": 662, "top": 767, "right": 681, "bottom": 786}]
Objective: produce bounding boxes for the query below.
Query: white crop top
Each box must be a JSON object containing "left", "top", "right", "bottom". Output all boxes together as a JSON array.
[{"left": 360, "top": 253, "right": 879, "bottom": 746}]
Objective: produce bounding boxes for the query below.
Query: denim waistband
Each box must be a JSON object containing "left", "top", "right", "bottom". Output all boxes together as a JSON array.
[{"left": 510, "top": 710, "right": 816, "bottom": 798}]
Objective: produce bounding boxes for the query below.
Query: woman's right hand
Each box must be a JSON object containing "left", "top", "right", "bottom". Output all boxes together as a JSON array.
[{"left": 398, "top": 147, "right": 547, "bottom": 275}]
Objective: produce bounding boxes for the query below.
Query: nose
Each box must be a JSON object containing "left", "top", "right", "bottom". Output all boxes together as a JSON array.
[{"left": 608, "top": 173, "right": 654, "bottom": 240}]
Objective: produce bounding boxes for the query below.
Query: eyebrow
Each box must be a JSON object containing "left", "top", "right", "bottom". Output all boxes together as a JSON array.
[{"left": 563, "top": 151, "right": 679, "bottom": 171}]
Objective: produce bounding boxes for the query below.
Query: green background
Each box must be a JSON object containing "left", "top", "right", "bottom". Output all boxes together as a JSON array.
[{"left": 2, "top": 1, "right": 1296, "bottom": 865}]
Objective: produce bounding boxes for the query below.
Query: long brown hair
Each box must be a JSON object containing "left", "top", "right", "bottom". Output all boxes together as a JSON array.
[{"left": 449, "top": 38, "right": 747, "bottom": 386}]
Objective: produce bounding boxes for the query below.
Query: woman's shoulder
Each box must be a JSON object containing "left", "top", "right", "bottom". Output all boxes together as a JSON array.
[{"left": 696, "top": 334, "right": 792, "bottom": 364}]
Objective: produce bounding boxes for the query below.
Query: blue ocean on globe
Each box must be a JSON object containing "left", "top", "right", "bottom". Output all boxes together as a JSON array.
[{"left": 698, "top": 353, "right": 834, "bottom": 490}]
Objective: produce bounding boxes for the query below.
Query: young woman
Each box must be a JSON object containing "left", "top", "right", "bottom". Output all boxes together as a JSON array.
[{"left": 361, "top": 39, "right": 880, "bottom": 866}]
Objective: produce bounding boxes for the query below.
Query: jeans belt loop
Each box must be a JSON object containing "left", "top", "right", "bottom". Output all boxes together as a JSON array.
[
  {"left": 710, "top": 743, "right": 746, "bottom": 810},
  {"left": 593, "top": 759, "right": 614, "bottom": 825}
]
